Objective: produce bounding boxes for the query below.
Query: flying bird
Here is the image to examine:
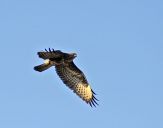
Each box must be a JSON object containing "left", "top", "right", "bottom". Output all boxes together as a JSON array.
[{"left": 34, "top": 48, "right": 98, "bottom": 107}]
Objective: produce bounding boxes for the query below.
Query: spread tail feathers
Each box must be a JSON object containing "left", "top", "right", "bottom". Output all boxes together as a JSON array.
[{"left": 34, "top": 63, "right": 53, "bottom": 72}]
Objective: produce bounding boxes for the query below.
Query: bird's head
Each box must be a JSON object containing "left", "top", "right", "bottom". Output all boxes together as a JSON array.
[{"left": 64, "top": 52, "right": 77, "bottom": 62}]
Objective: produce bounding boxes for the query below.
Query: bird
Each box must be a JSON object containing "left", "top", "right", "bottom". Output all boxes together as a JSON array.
[{"left": 34, "top": 48, "right": 98, "bottom": 107}]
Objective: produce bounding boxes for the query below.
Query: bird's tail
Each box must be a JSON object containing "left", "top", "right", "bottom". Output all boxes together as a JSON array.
[{"left": 34, "top": 63, "right": 53, "bottom": 72}]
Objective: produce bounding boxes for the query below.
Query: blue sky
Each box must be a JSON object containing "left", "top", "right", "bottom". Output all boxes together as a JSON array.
[{"left": 0, "top": 0, "right": 162, "bottom": 128}]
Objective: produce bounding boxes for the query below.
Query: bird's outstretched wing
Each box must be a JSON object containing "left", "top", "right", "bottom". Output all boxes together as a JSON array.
[
  {"left": 38, "top": 48, "right": 62, "bottom": 60},
  {"left": 55, "top": 62, "right": 98, "bottom": 107}
]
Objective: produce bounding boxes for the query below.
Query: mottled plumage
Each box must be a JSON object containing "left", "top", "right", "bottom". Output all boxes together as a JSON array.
[{"left": 34, "top": 48, "right": 98, "bottom": 107}]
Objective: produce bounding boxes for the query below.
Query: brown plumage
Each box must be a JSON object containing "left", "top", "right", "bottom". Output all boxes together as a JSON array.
[{"left": 34, "top": 48, "right": 98, "bottom": 107}]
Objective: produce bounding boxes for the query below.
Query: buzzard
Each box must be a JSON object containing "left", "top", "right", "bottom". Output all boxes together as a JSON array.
[{"left": 34, "top": 48, "right": 98, "bottom": 107}]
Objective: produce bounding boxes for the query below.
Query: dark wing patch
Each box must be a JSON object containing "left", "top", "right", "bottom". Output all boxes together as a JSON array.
[
  {"left": 55, "top": 63, "right": 82, "bottom": 89},
  {"left": 38, "top": 48, "right": 62, "bottom": 59},
  {"left": 55, "top": 62, "right": 98, "bottom": 107}
]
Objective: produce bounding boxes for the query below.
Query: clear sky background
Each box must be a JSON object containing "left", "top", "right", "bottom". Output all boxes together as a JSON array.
[{"left": 0, "top": 0, "right": 162, "bottom": 128}]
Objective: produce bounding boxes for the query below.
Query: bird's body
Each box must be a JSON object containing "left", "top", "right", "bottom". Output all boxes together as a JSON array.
[{"left": 34, "top": 48, "right": 98, "bottom": 107}]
